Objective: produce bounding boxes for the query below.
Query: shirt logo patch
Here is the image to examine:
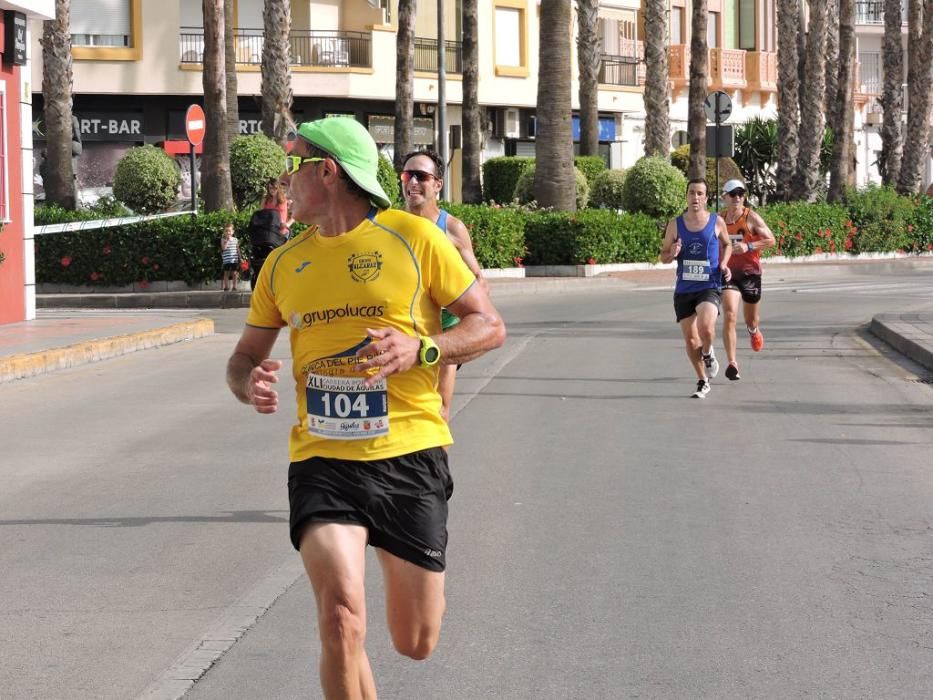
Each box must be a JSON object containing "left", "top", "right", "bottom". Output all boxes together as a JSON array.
[
  {"left": 295, "top": 261, "right": 311, "bottom": 273},
  {"left": 347, "top": 251, "right": 383, "bottom": 283},
  {"left": 688, "top": 241, "right": 705, "bottom": 256}
]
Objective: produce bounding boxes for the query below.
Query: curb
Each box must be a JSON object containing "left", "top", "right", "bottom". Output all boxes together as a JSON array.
[
  {"left": 0, "top": 319, "right": 215, "bottom": 383},
  {"left": 869, "top": 315, "right": 933, "bottom": 375}
]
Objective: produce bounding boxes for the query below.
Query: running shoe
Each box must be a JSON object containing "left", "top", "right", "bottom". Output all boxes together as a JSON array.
[
  {"left": 703, "top": 351, "right": 720, "bottom": 379},
  {"left": 691, "top": 379, "right": 711, "bottom": 398},
  {"left": 725, "top": 363, "right": 741, "bottom": 381},
  {"left": 749, "top": 329, "right": 764, "bottom": 352}
]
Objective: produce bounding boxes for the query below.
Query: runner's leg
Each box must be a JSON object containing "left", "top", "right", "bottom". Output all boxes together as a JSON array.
[
  {"left": 299, "top": 523, "right": 377, "bottom": 700},
  {"left": 679, "top": 316, "right": 706, "bottom": 380},
  {"left": 696, "top": 301, "right": 718, "bottom": 357},
  {"left": 377, "top": 548, "right": 447, "bottom": 660},
  {"left": 722, "top": 289, "right": 741, "bottom": 366},
  {"left": 744, "top": 299, "right": 760, "bottom": 334}
]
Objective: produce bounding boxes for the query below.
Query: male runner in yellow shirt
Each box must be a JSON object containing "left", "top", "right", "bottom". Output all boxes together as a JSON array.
[{"left": 226, "top": 117, "right": 506, "bottom": 699}]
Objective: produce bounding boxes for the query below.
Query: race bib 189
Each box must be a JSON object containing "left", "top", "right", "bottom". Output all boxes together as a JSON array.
[
  {"left": 306, "top": 372, "right": 389, "bottom": 440},
  {"left": 682, "top": 259, "right": 711, "bottom": 281}
]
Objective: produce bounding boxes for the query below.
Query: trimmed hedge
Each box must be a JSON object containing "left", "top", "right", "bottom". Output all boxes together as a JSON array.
[
  {"left": 482, "top": 156, "right": 535, "bottom": 203},
  {"left": 513, "top": 165, "right": 590, "bottom": 209},
  {"left": 112, "top": 145, "right": 182, "bottom": 214},
  {"left": 377, "top": 154, "right": 402, "bottom": 207},
  {"left": 758, "top": 202, "right": 851, "bottom": 257},
  {"left": 229, "top": 134, "right": 286, "bottom": 210},
  {"left": 524, "top": 209, "right": 661, "bottom": 265},
  {"left": 844, "top": 184, "right": 916, "bottom": 253},
  {"left": 442, "top": 202, "right": 528, "bottom": 268},
  {"left": 574, "top": 155, "right": 607, "bottom": 188},
  {"left": 589, "top": 169, "right": 627, "bottom": 210},
  {"left": 622, "top": 157, "right": 687, "bottom": 219}
]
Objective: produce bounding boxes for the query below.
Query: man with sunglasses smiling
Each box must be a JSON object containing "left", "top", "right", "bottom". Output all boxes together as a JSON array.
[
  {"left": 719, "top": 179, "right": 775, "bottom": 380},
  {"left": 226, "top": 117, "right": 506, "bottom": 698},
  {"left": 401, "top": 149, "right": 487, "bottom": 422}
]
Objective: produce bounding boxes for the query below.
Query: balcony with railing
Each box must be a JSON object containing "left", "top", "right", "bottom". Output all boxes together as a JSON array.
[
  {"left": 179, "top": 28, "right": 372, "bottom": 68},
  {"left": 745, "top": 51, "right": 777, "bottom": 91},
  {"left": 598, "top": 54, "right": 640, "bottom": 86},
  {"left": 854, "top": 0, "right": 908, "bottom": 24},
  {"left": 668, "top": 45, "right": 746, "bottom": 89},
  {"left": 413, "top": 37, "right": 463, "bottom": 73}
]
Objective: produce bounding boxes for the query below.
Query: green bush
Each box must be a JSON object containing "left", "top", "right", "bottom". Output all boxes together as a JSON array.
[
  {"left": 229, "top": 134, "right": 286, "bottom": 210},
  {"left": 442, "top": 202, "right": 528, "bottom": 268},
  {"left": 844, "top": 184, "right": 916, "bottom": 253},
  {"left": 574, "top": 155, "right": 607, "bottom": 188},
  {"left": 622, "top": 156, "right": 687, "bottom": 219},
  {"left": 512, "top": 165, "right": 590, "bottom": 209},
  {"left": 377, "top": 155, "right": 402, "bottom": 208},
  {"left": 524, "top": 209, "right": 661, "bottom": 265},
  {"left": 589, "top": 169, "right": 627, "bottom": 210},
  {"left": 482, "top": 156, "right": 535, "bottom": 203},
  {"left": 111, "top": 145, "right": 182, "bottom": 214},
  {"left": 907, "top": 195, "right": 933, "bottom": 254},
  {"left": 758, "top": 202, "right": 850, "bottom": 257},
  {"left": 670, "top": 144, "right": 742, "bottom": 197},
  {"left": 35, "top": 211, "right": 253, "bottom": 287}
]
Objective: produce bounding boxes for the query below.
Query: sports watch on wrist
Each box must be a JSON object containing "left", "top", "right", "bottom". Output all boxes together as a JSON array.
[{"left": 419, "top": 336, "right": 441, "bottom": 367}]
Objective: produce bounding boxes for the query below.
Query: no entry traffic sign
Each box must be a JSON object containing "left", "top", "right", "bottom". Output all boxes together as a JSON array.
[{"left": 185, "top": 104, "right": 206, "bottom": 146}]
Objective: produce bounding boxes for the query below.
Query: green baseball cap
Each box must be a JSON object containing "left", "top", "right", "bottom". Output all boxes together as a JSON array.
[{"left": 296, "top": 118, "right": 391, "bottom": 209}]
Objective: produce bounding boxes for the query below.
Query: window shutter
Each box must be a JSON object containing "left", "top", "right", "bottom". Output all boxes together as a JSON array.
[{"left": 70, "top": 0, "right": 130, "bottom": 37}]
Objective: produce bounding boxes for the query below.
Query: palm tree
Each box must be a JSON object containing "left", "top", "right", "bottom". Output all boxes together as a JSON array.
[
  {"left": 896, "top": 0, "right": 933, "bottom": 194},
  {"left": 643, "top": 0, "right": 670, "bottom": 158},
  {"left": 394, "top": 0, "right": 416, "bottom": 171},
  {"left": 461, "top": 0, "right": 483, "bottom": 203},
  {"left": 878, "top": 0, "right": 904, "bottom": 184},
  {"left": 576, "top": 0, "right": 601, "bottom": 156},
  {"left": 824, "top": 0, "right": 840, "bottom": 126},
  {"left": 40, "top": 0, "right": 76, "bottom": 210},
  {"left": 261, "top": 0, "right": 294, "bottom": 146},
  {"left": 828, "top": 0, "right": 854, "bottom": 202},
  {"left": 225, "top": 0, "right": 239, "bottom": 143},
  {"left": 535, "top": 0, "right": 576, "bottom": 210},
  {"left": 687, "top": 0, "right": 708, "bottom": 180},
  {"left": 791, "top": 0, "right": 828, "bottom": 200},
  {"left": 202, "top": 0, "right": 233, "bottom": 211},
  {"left": 776, "top": 0, "right": 800, "bottom": 199}
]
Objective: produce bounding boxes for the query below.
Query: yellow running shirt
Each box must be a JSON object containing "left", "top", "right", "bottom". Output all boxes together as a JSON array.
[{"left": 247, "top": 207, "right": 477, "bottom": 462}]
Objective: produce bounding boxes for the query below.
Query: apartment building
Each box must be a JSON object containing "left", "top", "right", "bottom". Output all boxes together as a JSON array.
[{"left": 29, "top": 0, "right": 648, "bottom": 202}]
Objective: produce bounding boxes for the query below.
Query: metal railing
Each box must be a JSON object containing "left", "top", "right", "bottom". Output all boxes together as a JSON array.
[
  {"left": 855, "top": 0, "right": 907, "bottom": 23},
  {"left": 598, "top": 54, "right": 639, "bottom": 86},
  {"left": 179, "top": 28, "right": 372, "bottom": 68},
  {"left": 413, "top": 37, "right": 463, "bottom": 73}
]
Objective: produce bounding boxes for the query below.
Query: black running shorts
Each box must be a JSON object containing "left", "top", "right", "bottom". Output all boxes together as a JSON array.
[
  {"left": 722, "top": 272, "right": 762, "bottom": 304},
  {"left": 673, "top": 289, "right": 722, "bottom": 322},
  {"left": 288, "top": 447, "right": 454, "bottom": 572}
]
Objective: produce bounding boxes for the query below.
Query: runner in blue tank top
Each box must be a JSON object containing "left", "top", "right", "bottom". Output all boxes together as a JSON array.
[
  {"left": 659, "top": 178, "right": 733, "bottom": 398},
  {"left": 402, "top": 149, "right": 487, "bottom": 421}
]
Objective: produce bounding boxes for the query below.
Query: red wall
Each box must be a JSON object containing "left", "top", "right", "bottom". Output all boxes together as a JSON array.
[{"left": 0, "top": 59, "right": 25, "bottom": 325}]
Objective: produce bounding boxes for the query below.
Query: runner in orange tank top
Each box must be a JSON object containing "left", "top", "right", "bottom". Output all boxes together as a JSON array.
[{"left": 719, "top": 180, "right": 775, "bottom": 380}]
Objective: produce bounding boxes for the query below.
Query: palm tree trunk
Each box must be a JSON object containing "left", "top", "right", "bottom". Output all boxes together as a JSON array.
[
  {"left": 576, "top": 0, "right": 601, "bottom": 156},
  {"left": 225, "top": 0, "right": 239, "bottom": 144},
  {"left": 40, "top": 0, "right": 76, "bottom": 210},
  {"left": 776, "top": 0, "right": 800, "bottom": 200},
  {"left": 897, "top": 0, "right": 933, "bottom": 194},
  {"left": 535, "top": 0, "right": 576, "bottom": 210},
  {"left": 824, "top": 0, "right": 840, "bottom": 126},
  {"left": 394, "top": 0, "right": 416, "bottom": 171},
  {"left": 878, "top": 0, "right": 904, "bottom": 184},
  {"left": 687, "top": 0, "right": 708, "bottom": 180},
  {"left": 643, "top": 0, "right": 670, "bottom": 158},
  {"left": 791, "top": 0, "right": 828, "bottom": 200},
  {"left": 828, "top": 0, "right": 854, "bottom": 202},
  {"left": 461, "top": 0, "right": 483, "bottom": 203},
  {"left": 261, "top": 0, "right": 294, "bottom": 146},
  {"left": 202, "top": 0, "right": 233, "bottom": 211}
]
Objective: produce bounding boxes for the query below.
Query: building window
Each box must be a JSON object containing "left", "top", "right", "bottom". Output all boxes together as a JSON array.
[
  {"left": 71, "top": 0, "right": 142, "bottom": 61},
  {"left": 494, "top": 1, "right": 527, "bottom": 76},
  {"left": 671, "top": 7, "right": 684, "bottom": 45},
  {"left": 0, "top": 81, "right": 8, "bottom": 223},
  {"left": 738, "top": 0, "right": 756, "bottom": 49},
  {"left": 858, "top": 52, "right": 882, "bottom": 94},
  {"left": 707, "top": 11, "right": 719, "bottom": 48}
]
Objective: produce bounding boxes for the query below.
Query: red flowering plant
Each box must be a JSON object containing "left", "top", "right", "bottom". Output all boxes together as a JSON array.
[{"left": 759, "top": 203, "right": 848, "bottom": 258}]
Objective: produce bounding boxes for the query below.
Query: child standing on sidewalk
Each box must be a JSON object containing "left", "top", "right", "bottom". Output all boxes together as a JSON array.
[{"left": 220, "top": 222, "right": 241, "bottom": 292}]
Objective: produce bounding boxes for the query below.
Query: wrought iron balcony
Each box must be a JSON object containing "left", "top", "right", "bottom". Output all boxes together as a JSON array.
[
  {"left": 179, "top": 28, "right": 372, "bottom": 68},
  {"left": 598, "top": 54, "right": 639, "bottom": 86},
  {"left": 855, "top": 0, "right": 907, "bottom": 24},
  {"left": 414, "top": 37, "right": 463, "bottom": 73}
]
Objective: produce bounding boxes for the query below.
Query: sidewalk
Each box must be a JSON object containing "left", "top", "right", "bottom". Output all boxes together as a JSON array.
[{"left": 3, "top": 271, "right": 933, "bottom": 383}]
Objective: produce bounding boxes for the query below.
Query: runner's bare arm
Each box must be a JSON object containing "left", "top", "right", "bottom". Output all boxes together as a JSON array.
[
  {"left": 659, "top": 219, "right": 681, "bottom": 263},
  {"left": 717, "top": 217, "right": 733, "bottom": 280},
  {"left": 748, "top": 210, "right": 776, "bottom": 251},
  {"left": 447, "top": 216, "right": 488, "bottom": 292},
  {"left": 355, "top": 283, "right": 506, "bottom": 386},
  {"left": 227, "top": 325, "right": 283, "bottom": 414}
]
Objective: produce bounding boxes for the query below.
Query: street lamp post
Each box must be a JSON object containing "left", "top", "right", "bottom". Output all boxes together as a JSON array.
[{"left": 437, "top": 0, "right": 448, "bottom": 201}]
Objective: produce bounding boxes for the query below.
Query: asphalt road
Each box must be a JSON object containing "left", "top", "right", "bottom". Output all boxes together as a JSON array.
[{"left": 1, "top": 261, "right": 932, "bottom": 700}]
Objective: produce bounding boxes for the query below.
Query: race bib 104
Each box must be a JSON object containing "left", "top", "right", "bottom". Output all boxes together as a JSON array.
[{"left": 306, "top": 372, "right": 389, "bottom": 440}]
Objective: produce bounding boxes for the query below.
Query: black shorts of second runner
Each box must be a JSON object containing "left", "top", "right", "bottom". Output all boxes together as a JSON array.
[
  {"left": 288, "top": 447, "right": 454, "bottom": 572},
  {"left": 722, "top": 271, "right": 762, "bottom": 305},
  {"left": 673, "top": 289, "right": 722, "bottom": 322}
]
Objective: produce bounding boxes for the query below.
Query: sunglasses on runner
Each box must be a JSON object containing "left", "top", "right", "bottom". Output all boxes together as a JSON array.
[
  {"left": 284, "top": 155, "right": 326, "bottom": 176},
  {"left": 726, "top": 190, "right": 745, "bottom": 197},
  {"left": 400, "top": 169, "right": 437, "bottom": 184}
]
